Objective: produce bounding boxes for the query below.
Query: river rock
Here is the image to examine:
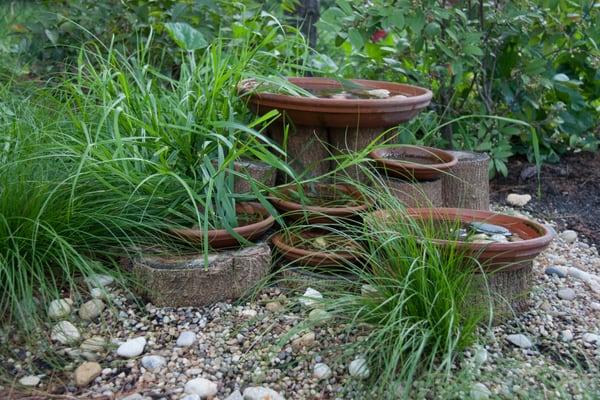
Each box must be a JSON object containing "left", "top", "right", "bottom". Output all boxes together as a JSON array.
[
  {"left": 474, "top": 347, "right": 488, "bottom": 365},
  {"left": 313, "top": 363, "right": 332, "bottom": 380},
  {"left": 51, "top": 321, "right": 81, "bottom": 344},
  {"left": 291, "top": 331, "right": 316, "bottom": 350},
  {"left": 117, "top": 337, "right": 146, "bottom": 358},
  {"left": 243, "top": 387, "right": 285, "bottom": 400},
  {"left": 184, "top": 377, "right": 218, "bottom": 398},
  {"left": 48, "top": 299, "right": 72, "bottom": 319},
  {"left": 561, "top": 330, "right": 574, "bottom": 342},
  {"left": 265, "top": 301, "right": 284, "bottom": 312},
  {"left": 469, "top": 222, "right": 511, "bottom": 236},
  {"left": 90, "top": 287, "right": 111, "bottom": 301},
  {"left": 506, "top": 334, "right": 533, "bottom": 348},
  {"left": 470, "top": 383, "right": 491, "bottom": 399},
  {"left": 582, "top": 333, "right": 600, "bottom": 344},
  {"left": 299, "top": 287, "right": 323, "bottom": 307},
  {"left": 557, "top": 288, "right": 576, "bottom": 300},
  {"left": 85, "top": 274, "right": 114, "bottom": 288},
  {"left": 559, "top": 230, "right": 577, "bottom": 243},
  {"left": 19, "top": 375, "right": 40, "bottom": 387},
  {"left": 74, "top": 361, "right": 101, "bottom": 387},
  {"left": 348, "top": 357, "right": 370, "bottom": 379},
  {"left": 78, "top": 299, "right": 105, "bottom": 320},
  {"left": 224, "top": 390, "right": 243, "bottom": 400},
  {"left": 507, "top": 193, "right": 531, "bottom": 207},
  {"left": 177, "top": 331, "right": 197, "bottom": 347},
  {"left": 308, "top": 309, "right": 332, "bottom": 326},
  {"left": 545, "top": 267, "right": 566, "bottom": 278},
  {"left": 141, "top": 355, "right": 166, "bottom": 371},
  {"left": 80, "top": 336, "right": 107, "bottom": 353}
]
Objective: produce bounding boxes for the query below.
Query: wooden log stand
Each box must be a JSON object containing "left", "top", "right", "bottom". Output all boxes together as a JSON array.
[
  {"left": 384, "top": 177, "right": 443, "bottom": 208},
  {"left": 131, "top": 244, "right": 271, "bottom": 308},
  {"left": 442, "top": 150, "right": 490, "bottom": 210}
]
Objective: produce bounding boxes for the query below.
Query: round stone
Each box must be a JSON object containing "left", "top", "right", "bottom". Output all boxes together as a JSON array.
[
  {"left": 117, "top": 337, "right": 146, "bottom": 358},
  {"left": 506, "top": 193, "right": 531, "bottom": 207},
  {"left": 308, "top": 309, "right": 332, "bottom": 326},
  {"left": 48, "top": 299, "right": 72, "bottom": 319},
  {"left": 470, "top": 383, "right": 492, "bottom": 399},
  {"left": 176, "top": 331, "right": 197, "bottom": 347},
  {"left": 184, "top": 377, "right": 218, "bottom": 398},
  {"left": 78, "top": 299, "right": 106, "bottom": 320},
  {"left": 141, "top": 355, "right": 166, "bottom": 371},
  {"left": 313, "top": 363, "right": 332, "bottom": 380},
  {"left": 557, "top": 288, "right": 576, "bottom": 301},
  {"left": 19, "top": 375, "right": 40, "bottom": 387},
  {"left": 80, "top": 336, "right": 107, "bottom": 353},
  {"left": 544, "top": 267, "right": 567, "bottom": 278},
  {"left": 561, "top": 330, "right": 574, "bottom": 342},
  {"left": 51, "top": 321, "right": 81, "bottom": 344},
  {"left": 74, "top": 361, "right": 102, "bottom": 387},
  {"left": 299, "top": 287, "right": 323, "bottom": 307},
  {"left": 559, "top": 230, "right": 577, "bottom": 243},
  {"left": 506, "top": 334, "right": 533, "bottom": 348},
  {"left": 349, "top": 357, "right": 370, "bottom": 379},
  {"left": 85, "top": 274, "right": 114, "bottom": 288},
  {"left": 243, "top": 387, "right": 284, "bottom": 400}
]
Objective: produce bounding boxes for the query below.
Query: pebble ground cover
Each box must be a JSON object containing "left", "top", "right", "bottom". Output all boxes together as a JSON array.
[{"left": 2, "top": 205, "right": 600, "bottom": 399}]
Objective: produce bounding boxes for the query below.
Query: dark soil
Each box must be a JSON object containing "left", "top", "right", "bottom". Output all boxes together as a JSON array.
[{"left": 491, "top": 151, "right": 600, "bottom": 246}]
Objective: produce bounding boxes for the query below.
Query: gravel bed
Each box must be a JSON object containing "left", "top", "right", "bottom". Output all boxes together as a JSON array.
[{"left": 2, "top": 207, "right": 600, "bottom": 399}]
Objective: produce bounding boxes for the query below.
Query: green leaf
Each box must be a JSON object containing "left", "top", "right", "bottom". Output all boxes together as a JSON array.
[
  {"left": 386, "top": 10, "right": 405, "bottom": 29},
  {"left": 164, "top": 22, "right": 207, "bottom": 51},
  {"left": 45, "top": 29, "right": 59, "bottom": 45},
  {"left": 348, "top": 28, "right": 364, "bottom": 49}
]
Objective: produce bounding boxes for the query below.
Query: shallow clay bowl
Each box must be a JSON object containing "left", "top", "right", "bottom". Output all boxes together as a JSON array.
[
  {"left": 239, "top": 77, "right": 432, "bottom": 128},
  {"left": 169, "top": 202, "right": 274, "bottom": 249},
  {"left": 271, "top": 229, "right": 363, "bottom": 267},
  {"left": 269, "top": 183, "right": 370, "bottom": 224},
  {"left": 369, "top": 145, "right": 457, "bottom": 181},
  {"left": 369, "top": 208, "right": 554, "bottom": 272}
]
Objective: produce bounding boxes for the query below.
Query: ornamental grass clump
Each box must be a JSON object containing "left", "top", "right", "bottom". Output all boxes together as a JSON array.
[{"left": 275, "top": 166, "right": 489, "bottom": 398}]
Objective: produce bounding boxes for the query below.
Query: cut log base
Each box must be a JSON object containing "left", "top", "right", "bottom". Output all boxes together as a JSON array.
[
  {"left": 382, "top": 176, "right": 443, "bottom": 208},
  {"left": 471, "top": 261, "right": 533, "bottom": 323},
  {"left": 442, "top": 150, "right": 490, "bottom": 210},
  {"left": 131, "top": 243, "right": 271, "bottom": 308}
]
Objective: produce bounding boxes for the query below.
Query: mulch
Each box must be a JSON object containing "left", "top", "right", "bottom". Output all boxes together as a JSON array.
[{"left": 491, "top": 151, "right": 600, "bottom": 247}]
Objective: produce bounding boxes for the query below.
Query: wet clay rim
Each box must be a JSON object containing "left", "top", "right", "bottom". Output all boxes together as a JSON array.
[
  {"left": 269, "top": 183, "right": 370, "bottom": 216},
  {"left": 369, "top": 208, "right": 554, "bottom": 271},
  {"left": 271, "top": 229, "right": 362, "bottom": 267},
  {"left": 239, "top": 77, "right": 432, "bottom": 114},
  {"left": 369, "top": 145, "right": 458, "bottom": 180},
  {"left": 169, "top": 202, "right": 275, "bottom": 249}
]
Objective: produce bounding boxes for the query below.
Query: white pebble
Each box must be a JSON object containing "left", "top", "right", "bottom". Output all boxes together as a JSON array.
[
  {"left": 349, "top": 357, "right": 370, "bottom": 379},
  {"left": 299, "top": 287, "right": 323, "bottom": 308},
  {"left": 313, "top": 363, "right": 332, "bottom": 380},
  {"left": 184, "top": 378, "right": 217, "bottom": 398},
  {"left": 561, "top": 330, "right": 574, "bottom": 342},
  {"left": 19, "top": 375, "right": 40, "bottom": 387},
  {"left": 51, "top": 321, "right": 80, "bottom": 344},
  {"left": 78, "top": 299, "right": 105, "bottom": 320},
  {"left": 582, "top": 333, "right": 600, "bottom": 344},
  {"left": 243, "top": 387, "right": 284, "bottom": 400},
  {"left": 176, "top": 331, "right": 197, "bottom": 347},
  {"left": 85, "top": 273, "right": 114, "bottom": 288},
  {"left": 117, "top": 337, "right": 146, "bottom": 358},
  {"left": 47, "top": 299, "right": 72, "bottom": 319},
  {"left": 506, "top": 334, "right": 533, "bottom": 348},
  {"left": 559, "top": 230, "right": 577, "bottom": 243},
  {"left": 141, "top": 355, "right": 166, "bottom": 371},
  {"left": 506, "top": 193, "right": 531, "bottom": 207},
  {"left": 470, "top": 383, "right": 491, "bottom": 399}
]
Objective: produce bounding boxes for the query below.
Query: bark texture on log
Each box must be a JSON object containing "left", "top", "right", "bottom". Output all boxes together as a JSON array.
[
  {"left": 442, "top": 150, "right": 490, "bottom": 210},
  {"left": 384, "top": 177, "right": 443, "bottom": 208},
  {"left": 269, "top": 123, "right": 331, "bottom": 183},
  {"left": 233, "top": 160, "right": 276, "bottom": 193},
  {"left": 471, "top": 261, "right": 533, "bottom": 323},
  {"left": 328, "top": 127, "right": 386, "bottom": 182},
  {"left": 132, "top": 244, "right": 271, "bottom": 308}
]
